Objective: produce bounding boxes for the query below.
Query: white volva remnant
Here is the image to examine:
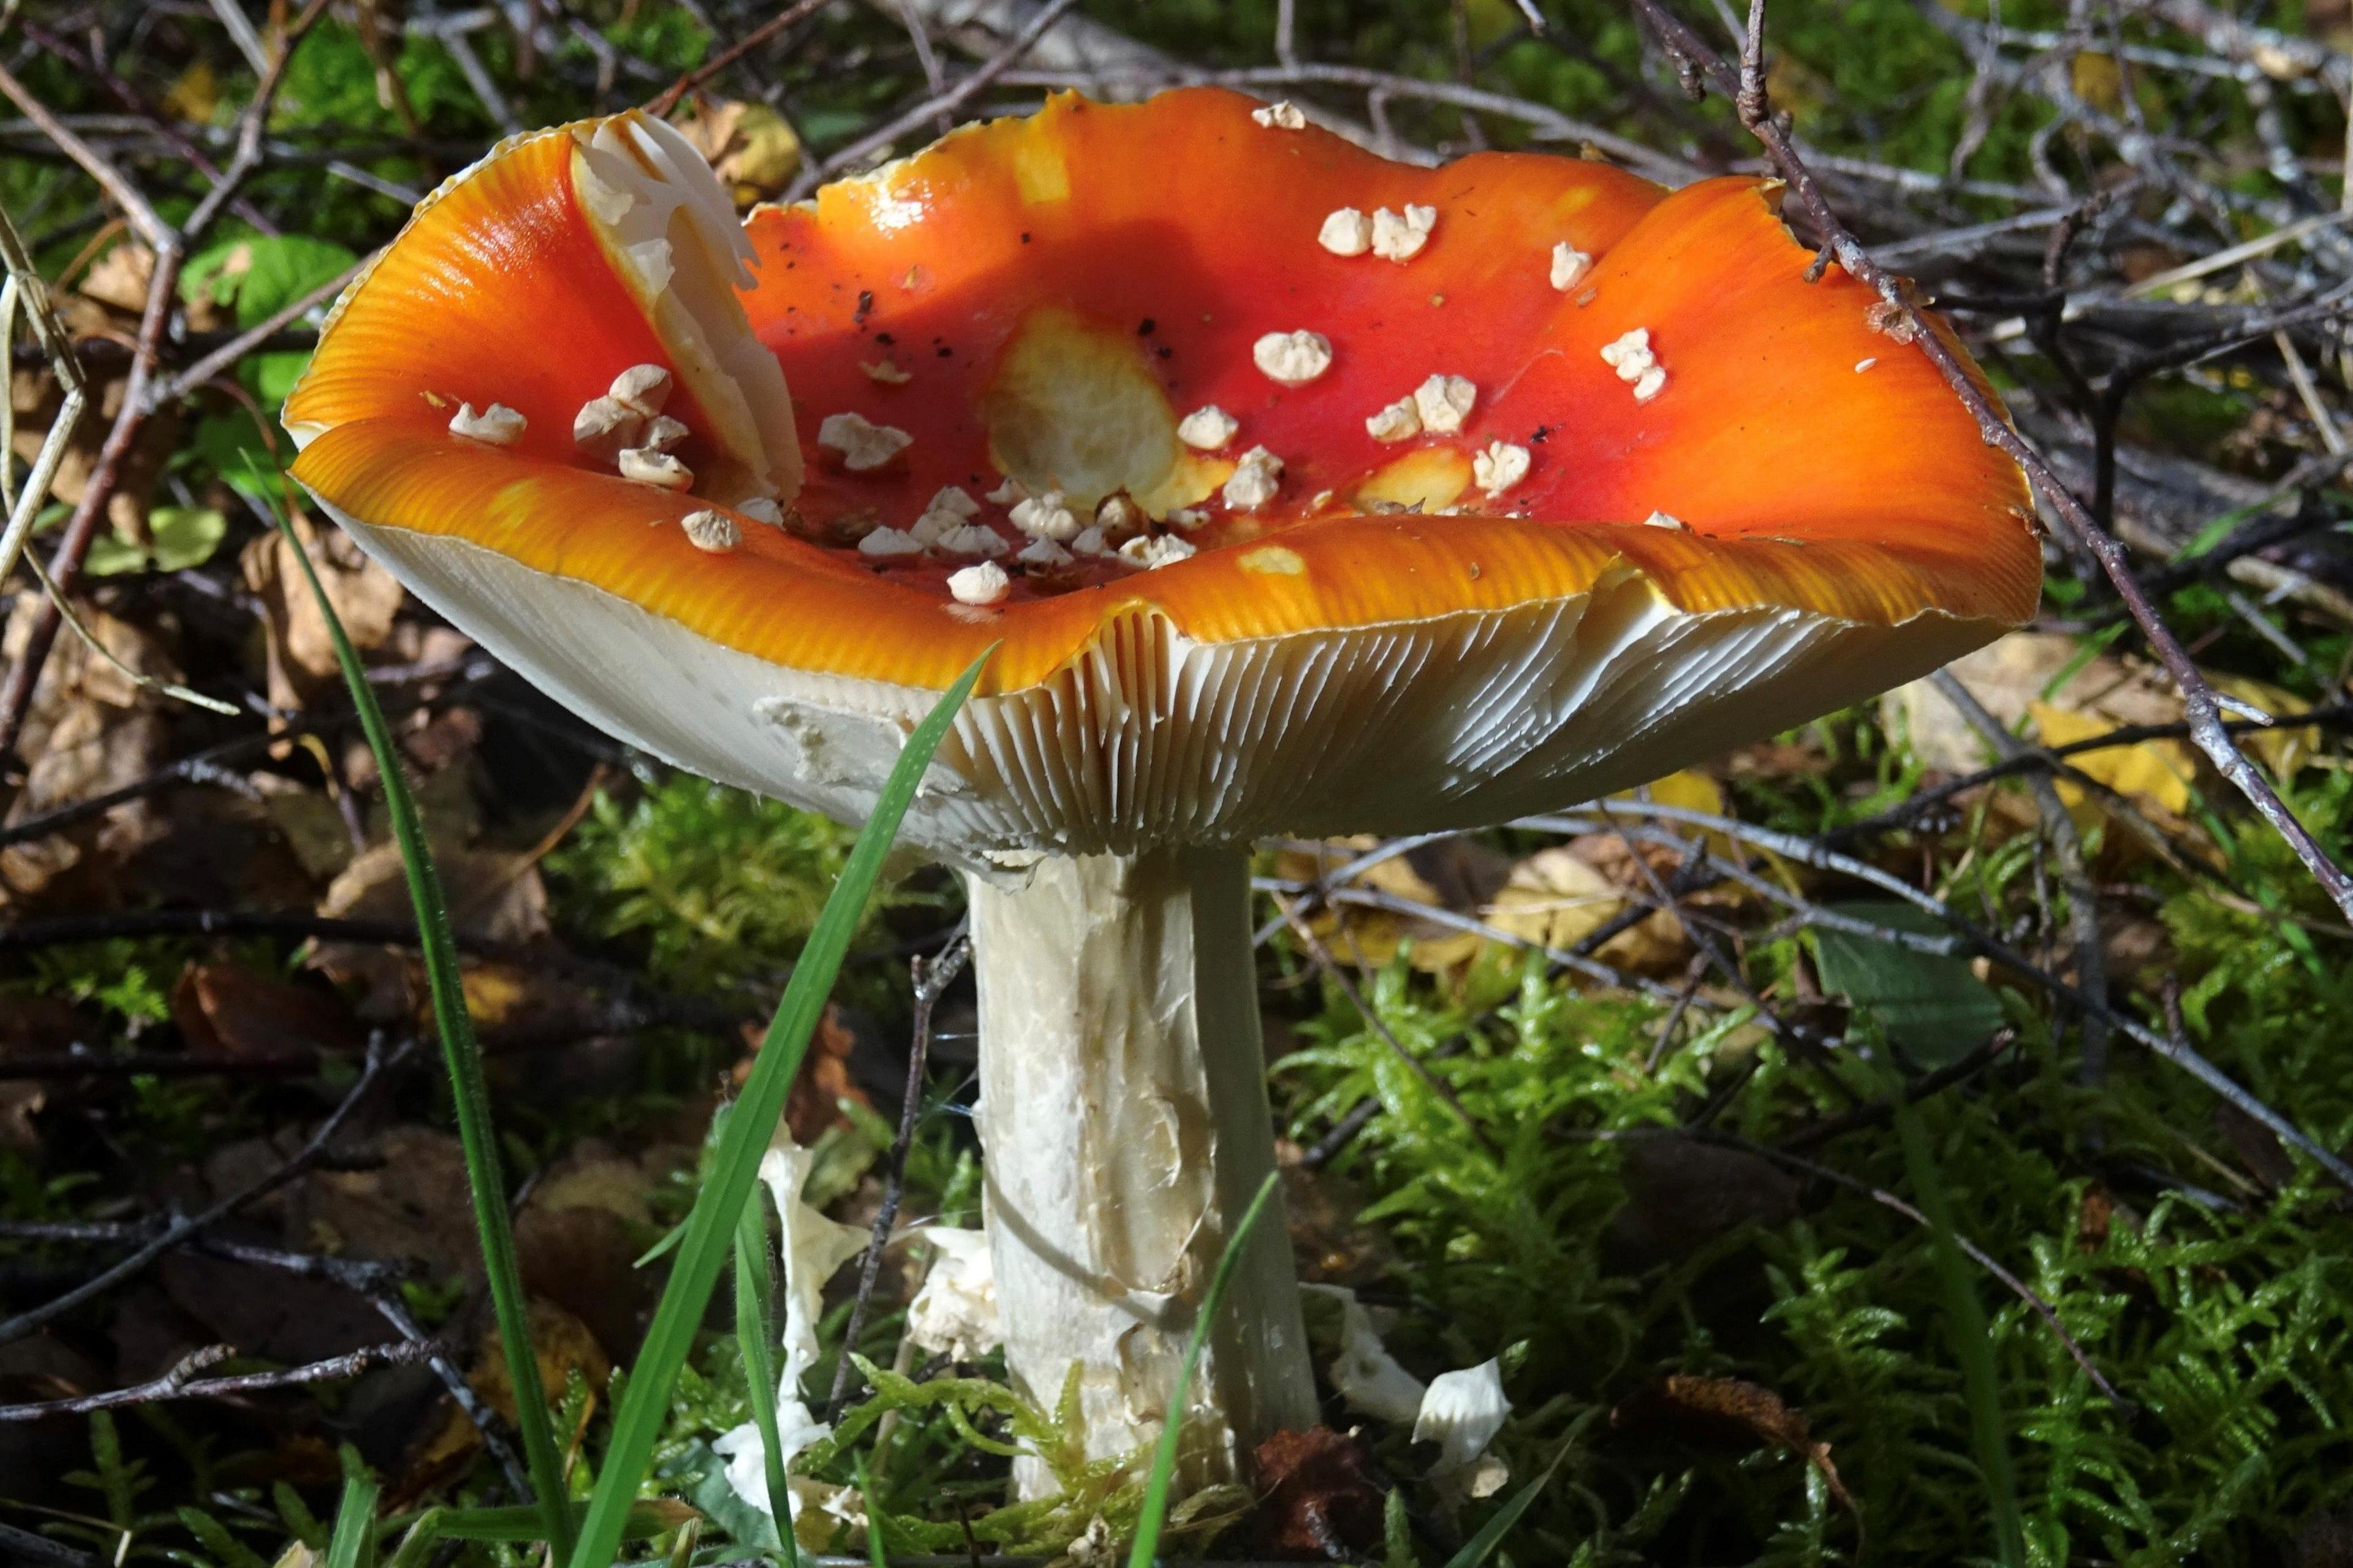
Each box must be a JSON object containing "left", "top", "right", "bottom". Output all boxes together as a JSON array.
[
  {"left": 1017, "top": 536, "right": 1074, "bottom": 567},
  {"left": 1094, "top": 494, "right": 1143, "bottom": 539},
  {"left": 909, "top": 507, "right": 960, "bottom": 546},
  {"left": 928, "top": 485, "right": 981, "bottom": 518},
  {"left": 608, "top": 362, "right": 673, "bottom": 417},
  {"left": 1418, "top": 1363, "right": 1507, "bottom": 1458},
  {"left": 1855, "top": 357, "right": 1877, "bottom": 373},
  {"left": 1643, "top": 510, "right": 1688, "bottom": 531},
  {"left": 572, "top": 395, "right": 643, "bottom": 461},
  {"left": 1601, "top": 327, "right": 1665, "bottom": 401},
  {"left": 1010, "top": 491, "right": 1081, "bottom": 542},
  {"left": 1366, "top": 396, "right": 1422, "bottom": 442},
  {"left": 947, "top": 560, "right": 1010, "bottom": 605},
  {"left": 936, "top": 523, "right": 1010, "bottom": 559},
  {"left": 680, "top": 509, "right": 740, "bottom": 552},
  {"left": 861, "top": 357, "right": 912, "bottom": 384},
  {"left": 1177, "top": 404, "right": 1240, "bottom": 450},
  {"left": 737, "top": 496, "right": 785, "bottom": 526},
  {"left": 817, "top": 411, "right": 914, "bottom": 471},
  {"left": 1412, "top": 374, "right": 1476, "bottom": 434},
  {"left": 1317, "top": 208, "right": 1374, "bottom": 257},
  {"left": 1550, "top": 241, "right": 1593, "bottom": 291},
  {"left": 1068, "top": 525, "right": 1110, "bottom": 556},
  {"left": 857, "top": 525, "right": 923, "bottom": 558},
  {"left": 1118, "top": 534, "right": 1197, "bottom": 570},
  {"left": 1164, "top": 507, "right": 1207, "bottom": 530},
  {"left": 1252, "top": 329, "right": 1334, "bottom": 386},
  {"left": 640, "top": 414, "right": 689, "bottom": 452},
  {"left": 906, "top": 1228, "right": 1001, "bottom": 1361},
  {"left": 985, "top": 475, "right": 1026, "bottom": 504},
  {"left": 1222, "top": 445, "right": 1284, "bottom": 510},
  {"left": 449, "top": 401, "right": 525, "bottom": 445},
  {"left": 618, "top": 448, "right": 694, "bottom": 489},
  {"left": 1251, "top": 100, "right": 1308, "bottom": 129},
  {"left": 1371, "top": 204, "right": 1438, "bottom": 262},
  {"left": 1305, "top": 1284, "right": 1427, "bottom": 1424},
  {"left": 1474, "top": 441, "right": 1531, "bottom": 496}
]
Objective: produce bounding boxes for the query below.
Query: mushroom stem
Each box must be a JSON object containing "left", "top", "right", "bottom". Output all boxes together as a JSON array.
[{"left": 964, "top": 845, "right": 1317, "bottom": 1498}]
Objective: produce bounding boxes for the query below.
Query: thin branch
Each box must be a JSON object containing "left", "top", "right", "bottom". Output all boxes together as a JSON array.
[{"left": 0, "top": 1338, "right": 435, "bottom": 1422}]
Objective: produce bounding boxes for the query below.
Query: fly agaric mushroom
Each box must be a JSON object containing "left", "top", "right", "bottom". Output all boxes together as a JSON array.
[{"left": 284, "top": 91, "right": 2036, "bottom": 1498}]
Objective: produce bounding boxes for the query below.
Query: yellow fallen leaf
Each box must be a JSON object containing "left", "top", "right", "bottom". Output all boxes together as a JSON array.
[{"left": 2029, "top": 699, "right": 2196, "bottom": 814}]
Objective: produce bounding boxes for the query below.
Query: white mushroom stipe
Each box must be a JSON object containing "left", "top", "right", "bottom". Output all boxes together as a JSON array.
[
  {"left": 572, "top": 396, "right": 643, "bottom": 461},
  {"left": 1009, "top": 491, "right": 1081, "bottom": 542},
  {"left": 817, "top": 411, "right": 914, "bottom": 471},
  {"left": 1474, "top": 441, "right": 1531, "bottom": 496},
  {"left": 1550, "top": 242, "right": 1593, "bottom": 291},
  {"left": 1222, "top": 445, "right": 1284, "bottom": 510},
  {"left": 1251, "top": 100, "right": 1307, "bottom": 129},
  {"left": 608, "top": 362, "right": 673, "bottom": 417},
  {"left": 449, "top": 401, "right": 525, "bottom": 445},
  {"left": 986, "top": 475, "right": 1026, "bottom": 505},
  {"left": 618, "top": 448, "right": 693, "bottom": 489},
  {"left": 1412, "top": 374, "right": 1476, "bottom": 435},
  {"left": 945, "top": 560, "right": 1009, "bottom": 605},
  {"left": 680, "top": 509, "right": 739, "bottom": 552},
  {"left": 928, "top": 485, "right": 981, "bottom": 518},
  {"left": 1252, "top": 329, "right": 1333, "bottom": 386},
  {"left": 1118, "top": 534, "right": 1197, "bottom": 570},
  {"left": 1365, "top": 397, "right": 1422, "bottom": 443},
  {"left": 857, "top": 526, "right": 923, "bottom": 558},
  {"left": 737, "top": 497, "right": 785, "bottom": 526},
  {"left": 1176, "top": 404, "right": 1240, "bottom": 450},
  {"left": 1017, "top": 536, "right": 1073, "bottom": 567},
  {"left": 1317, "top": 208, "right": 1373, "bottom": 257},
  {"left": 1370, "top": 204, "right": 1437, "bottom": 262},
  {"left": 1643, "top": 510, "right": 1688, "bottom": 531},
  {"left": 936, "top": 523, "right": 1010, "bottom": 559},
  {"left": 640, "top": 414, "right": 689, "bottom": 452}
]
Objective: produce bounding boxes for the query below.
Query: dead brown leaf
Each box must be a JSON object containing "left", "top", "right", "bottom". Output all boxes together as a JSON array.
[
  {"left": 171, "top": 962, "right": 361, "bottom": 1059},
  {"left": 670, "top": 98, "right": 804, "bottom": 205},
  {"left": 1248, "top": 1426, "right": 1389, "bottom": 1558},
  {"left": 241, "top": 512, "right": 404, "bottom": 710},
  {"left": 1615, "top": 1374, "right": 1857, "bottom": 1526}
]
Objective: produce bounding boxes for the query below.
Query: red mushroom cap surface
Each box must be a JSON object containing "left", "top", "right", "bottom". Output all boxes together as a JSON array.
[{"left": 286, "top": 89, "right": 2038, "bottom": 858}]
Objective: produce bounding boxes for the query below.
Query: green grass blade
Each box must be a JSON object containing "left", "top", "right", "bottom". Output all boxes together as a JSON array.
[
  {"left": 379, "top": 1509, "right": 444, "bottom": 1568},
  {"left": 1896, "top": 1094, "right": 2026, "bottom": 1568},
  {"left": 323, "top": 1469, "right": 379, "bottom": 1568},
  {"left": 1438, "top": 1438, "right": 1573, "bottom": 1568},
  {"left": 1126, "top": 1169, "right": 1284, "bottom": 1568},
  {"left": 418, "top": 1501, "right": 688, "bottom": 1543},
  {"left": 735, "top": 1186, "right": 800, "bottom": 1567},
  {"left": 262, "top": 480, "right": 574, "bottom": 1559},
  {"left": 567, "top": 650, "right": 990, "bottom": 1568},
  {"left": 852, "top": 1455, "right": 889, "bottom": 1567}
]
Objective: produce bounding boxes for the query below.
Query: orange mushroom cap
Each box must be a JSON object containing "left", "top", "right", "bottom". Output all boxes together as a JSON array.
[{"left": 286, "top": 88, "right": 2037, "bottom": 860}]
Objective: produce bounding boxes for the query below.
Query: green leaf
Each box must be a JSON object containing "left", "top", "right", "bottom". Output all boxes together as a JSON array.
[
  {"left": 1127, "top": 1169, "right": 1285, "bottom": 1568},
  {"left": 80, "top": 507, "right": 227, "bottom": 578},
  {"left": 734, "top": 1189, "right": 799, "bottom": 1565},
  {"left": 257, "top": 470, "right": 575, "bottom": 1560},
  {"left": 566, "top": 649, "right": 991, "bottom": 1568},
  {"left": 422, "top": 1501, "right": 689, "bottom": 1543},
  {"left": 1811, "top": 901, "right": 2003, "bottom": 1067}
]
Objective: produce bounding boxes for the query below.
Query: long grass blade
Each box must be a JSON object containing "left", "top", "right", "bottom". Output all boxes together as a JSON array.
[
  {"left": 1438, "top": 1437, "right": 1573, "bottom": 1568},
  {"left": 263, "top": 480, "right": 574, "bottom": 1558},
  {"left": 1895, "top": 1094, "right": 2026, "bottom": 1568},
  {"left": 735, "top": 1184, "right": 800, "bottom": 1566},
  {"left": 567, "top": 650, "right": 990, "bottom": 1568},
  {"left": 417, "top": 1501, "right": 692, "bottom": 1543},
  {"left": 1126, "top": 1170, "right": 1284, "bottom": 1568},
  {"left": 852, "top": 1454, "right": 890, "bottom": 1567},
  {"left": 323, "top": 1468, "right": 379, "bottom": 1568}
]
